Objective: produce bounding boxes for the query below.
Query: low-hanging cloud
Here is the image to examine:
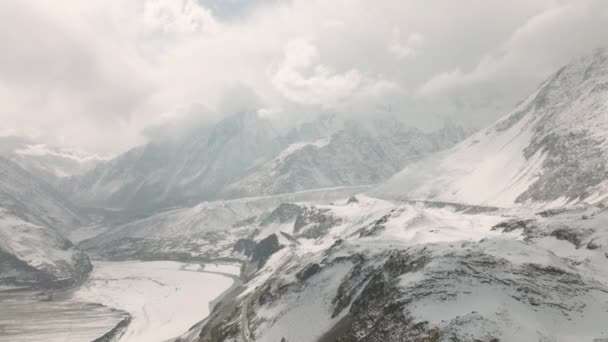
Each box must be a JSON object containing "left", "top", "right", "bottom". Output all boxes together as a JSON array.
[
  {"left": 0, "top": 0, "right": 607, "bottom": 153},
  {"left": 417, "top": 1, "right": 608, "bottom": 96},
  {"left": 271, "top": 38, "right": 363, "bottom": 106}
]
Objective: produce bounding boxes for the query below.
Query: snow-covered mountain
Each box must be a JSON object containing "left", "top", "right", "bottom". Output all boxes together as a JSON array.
[
  {"left": 169, "top": 49, "right": 608, "bottom": 342},
  {"left": 0, "top": 209, "right": 91, "bottom": 290},
  {"left": 0, "top": 157, "right": 85, "bottom": 234},
  {"left": 375, "top": 48, "right": 608, "bottom": 208},
  {"left": 63, "top": 112, "right": 286, "bottom": 212},
  {"left": 0, "top": 157, "right": 90, "bottom": 290},
  {"left": 0, "top": 136, "right": 105, "bottom": 185},
  {"left": 224, "top": 119, "right": 468, "bottom": 197},
  {"left": 75, "top": 186, "right": 369, "bottom": 261},
  {"left": 192, "top": 196, "right": 608, "bottom": 342},
  {"left": 9, "top": 46, "right": 608, "bottom": 342},
  {"left": 64, "top": 113, "right": 467, "bottom": 213}
]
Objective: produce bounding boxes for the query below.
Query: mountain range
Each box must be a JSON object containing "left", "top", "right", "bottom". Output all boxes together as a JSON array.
[
  {"left": 0, "top": 157, "right": 90, "bottom": 290},
  {"left": 4, "top": 48, "right": 608, "bottom": 341},
  {"left": 376, "top": 48, "right": 608, "bottom": 208},
  {"left": 62, "top": 113, "right": 468, "bottom": 213},
  {"left": 0, "top": 135, "right": 106, "bottom": 185},
  {"left": 191, "top": 48, "right": 608, "bottom": 342}
]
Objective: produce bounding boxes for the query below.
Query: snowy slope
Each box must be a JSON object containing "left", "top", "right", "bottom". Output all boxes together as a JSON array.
[
  {"left": 63, "top": 112, "right": 285, "bottom": 212},
  {"left": 0, "top": 209, "right": 91, "bottom": 289},
  {"left": 0, "top": 157, "right": 90, "bottom": 289},
  {"left": 224, "top": 119, "right": 468, "bottom": 197},
  {"left": 0, "top": 157, "right": 85, "bottom": 234},
  {"left": 375, "top": 48, "right": 608, "bottom": 208},
  {"left": 77, "top": 186, "right": 369, "bottom": 261},
  {"left": 65, "top": 112, "right": 467, "bottom": 213},
  {"left": 0, "top": 136, "right": 104, "bottom": 184},
  {"left": 197, "top": 197, "right": 608, "bottom": 342},
  {"left": 191, "top": 49, "right": 608, "bottom": 342}
]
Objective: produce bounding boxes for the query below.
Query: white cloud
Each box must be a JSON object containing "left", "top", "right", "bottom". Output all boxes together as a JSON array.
[
  {"left": 0, "top": 0, "right": 607, "bottom": 152},
  {"left": 388, "top": 28, "right": 425, "bottom": 59},
  {"left": 417, "top": 0, "right": 608, "bottom": 97},
  {"left": 271, "top": 39, "right": 362, "bottom": 106},
  {"left": 141, "top": 0, "right": 219, "bottom": 35}
]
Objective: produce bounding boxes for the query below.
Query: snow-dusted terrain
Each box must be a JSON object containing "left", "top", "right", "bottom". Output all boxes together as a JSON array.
[
  {"left": 5, "top": 48, "right": 608, "bottom": 342},
  {"left": 63, "top": 113, "right": 466, "bottom": 213},
  {"left": 375, "top": 48, "right": 608, "bottom": 209},
  {"left": 0, "top": 157, "right": 90, "bottom": 290},
  {"left": 223, "top": 119, "right": 468, "bottom": 197},
  {"left": 77, "top": 186, "right": 370, "bottom": 261},
  {"left": 0, "top": 210, "right": 91, "bottom": 290},
  {"left": 71, "top": 261, "right": 240, "bottom": 342},
  {"left": 0, "top": 157, "right": 84, "bottom": 235},
  {"left": 193, "top": 50, "right": 608, "bottom": 342},
  {"left": 196, "top": 196, "right": 608, "bottom": 342},
  {"left": 0, "top": 136, "right": 105, "bottom": 185}
]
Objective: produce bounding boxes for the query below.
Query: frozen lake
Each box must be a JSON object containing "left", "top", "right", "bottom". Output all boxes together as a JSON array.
[
  {"left": 0, "top": 261, "right": 240, "bottom": 342},
  {"left": 0, "top": 297, "right": 127, "bottom": 342},
  {"left": 72, "top": 260, "right": 239, "bottom": 342}
]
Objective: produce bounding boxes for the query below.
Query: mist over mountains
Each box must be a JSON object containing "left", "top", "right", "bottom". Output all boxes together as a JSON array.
[
  {"left": 3, "top": 38, "right": 608, "bottom": 342},
  {"left": 60, "top": 114, "right": 469, "bottom": 213}
]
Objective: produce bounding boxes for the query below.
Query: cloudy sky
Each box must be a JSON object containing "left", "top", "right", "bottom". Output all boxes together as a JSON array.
[{"left": 1, "top": 0, "right": 607, "bottom": 154}]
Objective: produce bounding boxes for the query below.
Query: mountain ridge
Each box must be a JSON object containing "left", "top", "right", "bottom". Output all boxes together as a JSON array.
[
  {"left": 63, "top": 113, "right": 468, "bottom": 213},
  {"left": 0, "top": 157, "right": 91, "bottom": 290},
  {"left": 374, "top": 47, "right": 608, "bottom": 208}
]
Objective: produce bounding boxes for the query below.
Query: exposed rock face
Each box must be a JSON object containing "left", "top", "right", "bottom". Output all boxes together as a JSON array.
[
  {"left": 327, "top": 250, "right": 438, "bottom": 342},
  {"left": 194, "top": 196, "right": 608, "bottom": 342},
  {"left": 261, "top": 204, "right": 304, "bottom": 226},
  {"left": 295, "top": 263, "right": 322, "bottom": 282},
  {"left": 359, "top": 210, "right": 394, "bottom": 237},
  {"left": 293, "top": 207, "right": 342, "bottom": 239},
  {"left": 251, "top": 234, "right": 282, "bottom": 269},
  {"left": 74, "top": 187, "right": 364, "bottom": 263},
  {"left": 233, "top": 239, "right": 257, "bottom": 258}
]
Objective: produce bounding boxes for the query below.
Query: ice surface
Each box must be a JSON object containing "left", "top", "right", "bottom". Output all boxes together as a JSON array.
[{"left": 71, "top": 261, "right": 237, "bottom": 342}]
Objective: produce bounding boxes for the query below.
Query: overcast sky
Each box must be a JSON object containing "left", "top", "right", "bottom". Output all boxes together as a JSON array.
[{"left": 1, "top": 0, "right": 607, "bottom": 154}]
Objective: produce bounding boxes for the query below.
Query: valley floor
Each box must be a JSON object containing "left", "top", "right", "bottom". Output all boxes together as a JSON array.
[
  {"left": 71, "top": 260, "right": 240, "bottom": 342},
  {"left": 0, "top": 260, "right": 240, "bottom": 342}
]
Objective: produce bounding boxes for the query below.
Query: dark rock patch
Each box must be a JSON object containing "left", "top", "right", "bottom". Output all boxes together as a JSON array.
[
  {"left": 261, "top": 203, "right": 304, "bottom": 226},
  {"left": 296, "top": 263, "right": 322, "bottom": 282},
  {"left": 251, "top": 234, "right": 282, "bottom": 269},
  {"left": 233, "top": 239, "right": 257, "bottom": 257}
]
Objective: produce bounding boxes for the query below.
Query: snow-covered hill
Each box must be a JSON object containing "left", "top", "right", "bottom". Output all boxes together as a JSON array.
[
  {"left": 185, "top": 49, "right": 608, "bottom": 342},
  {"left": 0, "top": 136, "right": 105, "bottom": 185},
  {"left": 0, "top": 157, "right": 90, "bottom": 289},
  {"left": 76, "top": 186, "right": 369, "bottom": 261},
  {"left": 0, "top": 157, "right": 85, "bottom": 234},
  {"left": 195, "top": 196, "right": 608, "bottom": 342},
  {"left": 375, "top": 48, "right": 608, "bottom": 208},
  {"left": 64, "top": 113, "right": 467, "bottom": 213},
  {"left": 224, "top": 119, "right": 468, "bottom": 197},
  {"left": 63, "top": 112, "right": 286, "bottom": 212},
  {"left": 0, "top": 209, "right": 91, "bottom": 290}
]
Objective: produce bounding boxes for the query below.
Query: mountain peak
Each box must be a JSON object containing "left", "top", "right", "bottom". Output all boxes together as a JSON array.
[{"left": 376, "top": 48, "right": 608, "bottom": 208}]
